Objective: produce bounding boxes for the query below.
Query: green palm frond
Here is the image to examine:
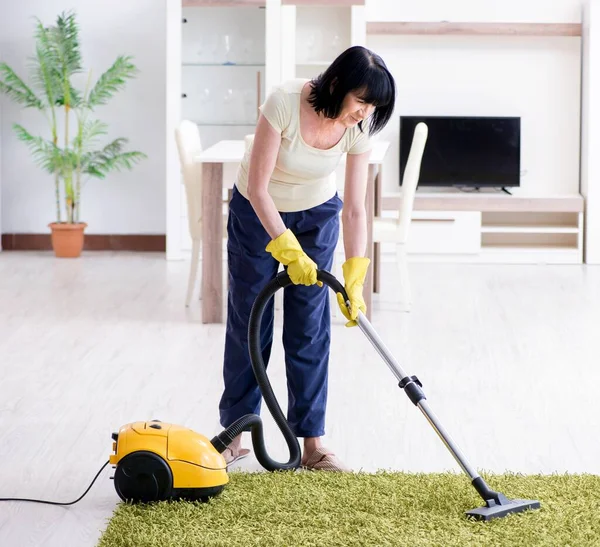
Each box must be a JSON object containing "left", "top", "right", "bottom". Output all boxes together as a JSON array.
[
  {"left": 49, "top": 85, "right": 81, "bottom": 108},
  {"left": 103, "top": 151, "right": 147, "bottom": 172},
  {"left": 12, "top": 124, "right": 61, "bottom": 174},
  {"left": 101, "top": 137, "right": 126, "bottom": 156},
  {"left": 0, "top": 63, "right": 44, "bottom": 109},
  {"left": 30, "top": 45, "right": 58, "bottom": 109},
  {"left": 48, "top": 10, "right": 82, "bottom": 109},
  {"left": 75, "top": 118, "right": 108, "bottom": 150},
  {"left": 30, "top": 20, "right": 62, "bottom": 109},
  {"left": 83, "top": 153, "right": 142, "bottom": 179},
  {"left": 58, "top": 148, "right": 79, "bottom": 173},
  {"left": 21, "top": 14, "right": 82, "bottom": 111},
  {"left": 82, "top": 138, "right": 146, "bottom": 179},
  {"left": 86, "top": 56, "right": 138, "bottom": 108},
  {"left": 54, "top": 11, "right": 82, "bottom": 76}
]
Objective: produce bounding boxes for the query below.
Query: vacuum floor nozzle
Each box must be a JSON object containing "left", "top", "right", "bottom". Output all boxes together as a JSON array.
[{"left": 466, "top": 498, "right": 541, "bottom": 521}]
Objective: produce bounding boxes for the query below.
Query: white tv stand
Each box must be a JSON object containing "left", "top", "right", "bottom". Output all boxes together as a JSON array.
[{"left": 381, "top": 188, "right": 584, "bottom": 264}]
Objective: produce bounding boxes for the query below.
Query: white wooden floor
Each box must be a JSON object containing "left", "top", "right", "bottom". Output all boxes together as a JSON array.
[{"left": 0, "top": 251, "right": 599, "bottom": 546}]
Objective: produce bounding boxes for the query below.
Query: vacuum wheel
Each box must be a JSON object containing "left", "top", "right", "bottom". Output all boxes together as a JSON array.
[{"left": 114, "top": 451, "right": 173, "bottom": 503}]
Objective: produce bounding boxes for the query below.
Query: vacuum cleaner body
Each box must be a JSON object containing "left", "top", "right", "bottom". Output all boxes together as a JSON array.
[{"left": 109, "top": 420, "right": 228, "bottom": 502}]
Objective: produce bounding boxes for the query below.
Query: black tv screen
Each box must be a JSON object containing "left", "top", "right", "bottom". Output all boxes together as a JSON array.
[{"left": 399, "top": 116, "right": 521, "bottom": 188}]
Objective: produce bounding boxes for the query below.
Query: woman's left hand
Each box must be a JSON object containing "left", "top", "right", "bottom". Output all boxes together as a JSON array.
[{"left": 336, "top": 256, "right": 370, "bottom": 327}]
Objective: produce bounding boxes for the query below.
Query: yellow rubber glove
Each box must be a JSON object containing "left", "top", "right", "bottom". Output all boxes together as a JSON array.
[
  {"left": 336, "top": 257, "right": 370, "bottom": 327},
  {"left": 266, "top": 229, "right": 322, "bottom": 287}
]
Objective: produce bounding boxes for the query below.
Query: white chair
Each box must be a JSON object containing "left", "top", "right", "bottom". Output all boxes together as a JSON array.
[
  {"left": 372, "top": 122, "right": 428, "bottom": 312},
  {"left": 175, "top": 120, "right": 227, "bottom": 307}
]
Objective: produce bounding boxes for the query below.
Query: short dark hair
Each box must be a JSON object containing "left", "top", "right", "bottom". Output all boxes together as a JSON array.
[{"left": 307, "top": 46, "right": 396, "bottom": 136}]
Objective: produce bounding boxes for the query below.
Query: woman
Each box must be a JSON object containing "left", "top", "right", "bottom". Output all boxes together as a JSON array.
[{"left": 219, "top": 45, "right": 396, "bottom": 471}]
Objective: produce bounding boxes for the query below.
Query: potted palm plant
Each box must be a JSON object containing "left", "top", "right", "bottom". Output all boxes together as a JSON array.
[{"left": 0, "top": 11, "right": 146, "bottom": 257}]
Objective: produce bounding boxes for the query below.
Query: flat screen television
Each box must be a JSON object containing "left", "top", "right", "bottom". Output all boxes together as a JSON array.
[{"left": 399, "top": 116, "right": 521, "bottom": 188}]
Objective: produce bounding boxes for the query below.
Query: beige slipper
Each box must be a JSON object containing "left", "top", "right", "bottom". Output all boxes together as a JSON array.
[
  {"left": 223, "top": 447, "right": 250, "bottom": 466},
  {"left": 302, "top": 447, "right": 350, "bottom": 472}
]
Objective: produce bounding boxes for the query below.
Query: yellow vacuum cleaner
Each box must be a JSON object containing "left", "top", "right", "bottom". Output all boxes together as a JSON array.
[
  {"left": 1, "top": 270, "right": 540, "bottom": 521},
  {"left": 109, "top": 421, "right": 229, "bottom": 503}
]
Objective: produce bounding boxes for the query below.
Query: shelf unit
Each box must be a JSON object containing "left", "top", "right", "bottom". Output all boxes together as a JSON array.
[
  {"left": 181, "top": 5, "right": 267, "bottom": 147},
  {"left": 179, "top": 3, "right": 269, "bottom": 254},
  {"left": 480, "top": 211, "right": 580, "bottom": 235},
  {"left": 479, "top": 209, "right": 583, "bottom": 263},
  {"left": 380, "top": 192, "right": 584, "bottom": 264},
  {"left": 280, "top": 1, "right": 366, "bottom": 81},
  {"left": 366, "top": 21, "right": 582, "bottom": 37}
]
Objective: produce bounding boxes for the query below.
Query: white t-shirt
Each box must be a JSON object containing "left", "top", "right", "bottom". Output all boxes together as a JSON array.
[{"left": 235, "top": 78, "right": 372, "bottom": 212}]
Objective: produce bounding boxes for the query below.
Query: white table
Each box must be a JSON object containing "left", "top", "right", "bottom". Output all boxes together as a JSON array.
[{"left": 195, "top": 139, "right": 391, "bottom": 323}]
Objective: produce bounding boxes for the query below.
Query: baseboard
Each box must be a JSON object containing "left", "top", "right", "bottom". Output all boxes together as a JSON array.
[{"left": 1, "top": 233, "right": 166, "bottom": 252}]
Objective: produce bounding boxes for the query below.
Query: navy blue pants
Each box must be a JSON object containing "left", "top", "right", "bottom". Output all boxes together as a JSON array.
[{"left": 219, "top": 186, "right": 342, "bottom": 438}]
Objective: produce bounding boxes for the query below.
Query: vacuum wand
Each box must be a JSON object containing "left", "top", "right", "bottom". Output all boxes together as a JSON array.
[
  {"left": 355, "top": 311, "right": 479, "bottom": 481},
  {"left": 247, "top": 270, "right": 540, "bottom": 521},
  {"left": 353, "top": 308, "right": 540, "bottom": 520},
  {"left": 315, "top": 270, "right": 541, "bottom": 521}
]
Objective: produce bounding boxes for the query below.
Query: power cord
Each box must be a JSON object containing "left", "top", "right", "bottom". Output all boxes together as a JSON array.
[{"left": 0, "top": 460, "right": 110, "bottom": 506}]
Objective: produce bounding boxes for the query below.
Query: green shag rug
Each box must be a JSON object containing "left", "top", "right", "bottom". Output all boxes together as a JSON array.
[{"left": 98, "top": 471, "right": 600, "bottom": 547}]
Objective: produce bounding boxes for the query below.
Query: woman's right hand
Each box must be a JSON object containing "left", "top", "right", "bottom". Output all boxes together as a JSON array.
[
  {"left": 248, "top": 109, "right": 321, "bottom": 286},
  {"left": 266, "top": 229, "right": 322, "bottom": 287}
]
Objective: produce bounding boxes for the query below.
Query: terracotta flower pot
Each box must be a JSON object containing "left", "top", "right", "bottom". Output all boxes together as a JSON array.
[{"left": 48, "top": 222, "right": 88, "bottom": 258}]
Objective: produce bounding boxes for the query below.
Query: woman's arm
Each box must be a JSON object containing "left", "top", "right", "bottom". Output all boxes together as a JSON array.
[
  {"left": 246, "top": 114, "right": 287, "bottom": 240},
  {"left": 342, "top": 150, "right": 371, "bottom": 258}
]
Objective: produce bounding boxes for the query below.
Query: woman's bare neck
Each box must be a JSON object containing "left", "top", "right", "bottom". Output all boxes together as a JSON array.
[{"left": 301, "top": 82, "right": 338, "bottom": 128}]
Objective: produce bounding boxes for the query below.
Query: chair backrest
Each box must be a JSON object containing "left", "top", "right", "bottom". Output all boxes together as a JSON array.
[
  {"left": 398, "top": 122, "right": 428, "bottom": 243},
  {"left": 175, "top": 120, "right": 203, "bottom": 238}
]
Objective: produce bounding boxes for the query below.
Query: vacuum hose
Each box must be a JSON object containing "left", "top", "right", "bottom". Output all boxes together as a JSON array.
[{"left": 211, "top": 270, "right": 349, "bottom": 471}]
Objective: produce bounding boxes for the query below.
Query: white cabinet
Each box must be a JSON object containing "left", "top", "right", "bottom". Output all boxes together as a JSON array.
[
  {"left": 280, "top": 2, "right": 366, "bottom": 81},
  {"left": 181, "top": 5, "right": 267, "bottom": 150},
  {"left": 407, "top": 211, "right": 481, "bottom": 255}
]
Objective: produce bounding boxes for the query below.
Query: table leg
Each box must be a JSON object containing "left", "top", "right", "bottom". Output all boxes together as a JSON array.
[
  {"left": 364, "top": 164, "right": 377, "bottom": 321},
  {"left": 373, "top": 165, "right": 382, "bottom": 293},
  {"left": 202, "top": 162, "right": 224, "bottom": 324},
  {"left": 373, "top": 247, "right": 380, "bottom": 293}
]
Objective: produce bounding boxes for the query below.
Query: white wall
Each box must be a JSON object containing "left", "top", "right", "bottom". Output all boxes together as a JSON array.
[
  {"left": 581, "top": 0, "right": 600, "bottom": 263},
  {"left": 0, "top": 0, "right": 166, "bottom": 235},
  {"left": 366, "top": 0, "right": 584, "bottom": 196}
]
